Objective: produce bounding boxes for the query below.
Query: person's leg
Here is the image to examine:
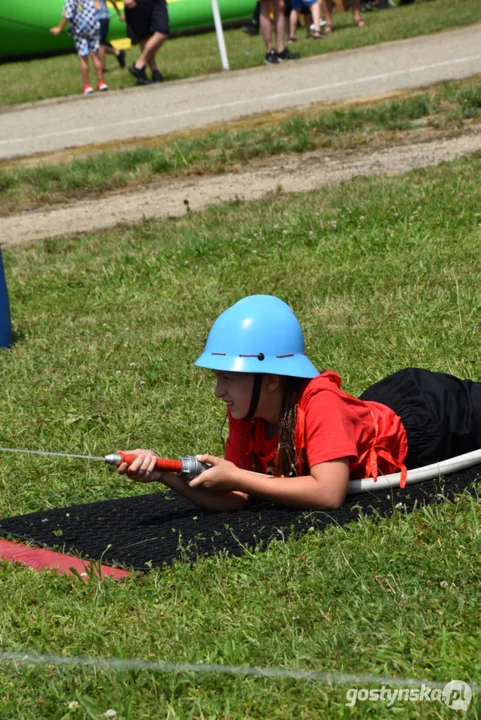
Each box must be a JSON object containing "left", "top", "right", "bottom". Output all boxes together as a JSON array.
[
  {"left": 288, "top": 8, "right": 299, "bottom": 40},
  {"left": 274, "top": 0, "right": 286, "bottom": 54},
  {"left": 104, "top": 43, "right": 126, "bottom": 68},
  {"left": 142, "top": 32, "right": 168, "bottom": 70},
  {"left": 242, "top": 1, "right": 261, "bottom": 34},
  {"left": 78, "top": 54, "right": 90, "bottom": 86},
  {"left": 97, "top": 18, "right": 109, "bottom": 69},
  {"left": 322, "top": 0, "right": 333, "bottom": 31},
  {"left": 352, "top": 0, "right": 365, "bottom": 26},
  {"left": 302, "top": 10, "right": 311, "bottom": 37},
  {"left": 360, "top": 367, "right": 481, "bottom": 467},
  {"left": 260, "top": 0, "right": 274, "bottom": 53},
  {"left": 138, "top": 0, "right": 169, "bottom": 78},
  {"left": 74, "top": 36, "right": 92, "bottom": 90},
  {"left": 310, "top": 0, "right": 322, "bottom": 35},
  {"left": 98, "top": 44, "right": 106, "bottom": 71},
  {"left": 91, "top": 50, "right": 105, "bottom": 83},
  {"left": 126, "top": 1, "right": 153, "bottom": 82},
  {"left": 128, "top": 38, "right": 150, "bottom": 80}
]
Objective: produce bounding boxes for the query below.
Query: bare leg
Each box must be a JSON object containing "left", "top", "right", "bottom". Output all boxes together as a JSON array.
[
  {"left": 322, "top": 0, "right": 333, "bottom": 31},
  {"left": 79, "top": 55, "right": 90, "bottom": 85},
  {"left": 289, "top": 8, "right": 299, "bottom": 39},
  {"left": 145, "top": 35, "right": 167, "bottom": 70},
  {"left": 274, "top": 0, "right": 286, "bottom": 54},
  {"left": 91, "top": 50, "right": 104, "bottom": 82},
  {"left": 302, "top": 11, "right": 311, "bottom": 37},
  {"left": 98, "top": 43, "right": 106, "bottom": 70},
  {"left": 310, "top": 1, "right": 321, "bottom": 33},
  {"left": 352, "top": 0, "right": 365, "bottom": 26},
  {"left": 134, "top": 32, "right": 168, "bottom": 69},
  {"left": 104, "top": 44, "right": 120, "bottom": 57},
  {"left": 260, "top": 0, "right": 274, "bottom": 53}
]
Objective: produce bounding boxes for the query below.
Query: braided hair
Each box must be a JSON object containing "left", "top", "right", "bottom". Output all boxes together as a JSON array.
[{"left": 275, "top": 377, "right": 306, "bottom": 477}]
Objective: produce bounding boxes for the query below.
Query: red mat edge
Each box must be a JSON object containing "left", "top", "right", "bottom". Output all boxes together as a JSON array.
[{"left": 0, "top": 539, "right": 131, "bottom": 579}]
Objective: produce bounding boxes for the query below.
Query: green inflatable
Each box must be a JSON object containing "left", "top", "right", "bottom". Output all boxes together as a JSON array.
[{"left": 0, "top": 0, "right": 254, "bottom": 60}]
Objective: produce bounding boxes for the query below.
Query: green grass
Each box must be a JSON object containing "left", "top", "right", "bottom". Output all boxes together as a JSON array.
[
  {"left": 1, "top": 0, "right": 480, "bottom": 106},
  {"left": 2, "top": 76, "right": 481, "bottom": 215},
  {"left": 0, "top": 152, "right": 481, "bottom": 716}
]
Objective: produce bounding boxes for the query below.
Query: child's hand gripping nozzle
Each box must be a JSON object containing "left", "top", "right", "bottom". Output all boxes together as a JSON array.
[{"left": 104, "top": 452, "right": 210, "bottom": 480}]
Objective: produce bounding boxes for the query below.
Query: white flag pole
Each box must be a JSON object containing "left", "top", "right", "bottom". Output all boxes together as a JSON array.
[{"left": 211, "top": 0, "right": 230, "bottom": 71}]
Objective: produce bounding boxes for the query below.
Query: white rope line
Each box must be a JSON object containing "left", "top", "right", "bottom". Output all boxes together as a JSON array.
[{"left": 0, "top": 651, "right": 479, "bottom": 692}]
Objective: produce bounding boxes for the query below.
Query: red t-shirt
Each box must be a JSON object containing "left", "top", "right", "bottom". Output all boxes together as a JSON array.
[{"left": 224, "top": 370, "right": 408, "bottom": 484}]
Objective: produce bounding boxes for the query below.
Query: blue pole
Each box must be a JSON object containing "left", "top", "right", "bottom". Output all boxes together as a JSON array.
[{"left": 0, "top": 247, "right": 12, "bottom": 348}]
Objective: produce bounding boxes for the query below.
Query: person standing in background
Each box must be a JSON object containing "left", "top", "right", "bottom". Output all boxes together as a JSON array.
[
  {"left": 322, "top": 0, "right": 365, "bottom": 31},
  {"left": 242, "top": 1, "right": 261, "bottom": 35},
  {"left": 95, "top": 0, "right": 126, "bottom": 72},
  {"left": 260, "top": 0, "right": 300, "bottom": 65},
  {"left": 287, "top": 0, "right": 323, "bottom": 41},
  {"left": 124, "top": 0, "right": 170, "bottom": 85},
  {"left": 50, "top": 0, "right": 107, "bottom": 95}
]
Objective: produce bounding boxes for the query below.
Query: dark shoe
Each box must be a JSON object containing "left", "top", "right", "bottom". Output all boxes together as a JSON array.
[
  {"left": 242, "top": 22, "right": 259, "bottom": 35},
  {"left": 151, "top": 69, "right": 163, "bottom": 83},
  {"left": 116, "top": 49, "right": 126, "bottom": 69},
  {"left": 276, "top": 48, "right": 300, "bottom": 61},
  {"left": 128, "top": 63, "right": 152, "bottom": 85},
  {"left": 264, "top": 49, "right": 281, "bottom": 65}
]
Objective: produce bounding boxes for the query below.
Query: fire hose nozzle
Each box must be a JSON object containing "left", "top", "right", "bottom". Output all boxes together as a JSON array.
[
  {"left": 180, "top": 456, "right": 210, "bottom": 480},
  {"left": 104, "top": 452, "right": 210, "bottom": 480},
  {"left": 104, "top": 454, "right": 123, "bottom": 466}
]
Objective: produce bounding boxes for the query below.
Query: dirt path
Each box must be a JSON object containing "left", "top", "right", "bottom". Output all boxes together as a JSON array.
[{"left": 2, "top": 124, "right": 481, "bottom": 246}]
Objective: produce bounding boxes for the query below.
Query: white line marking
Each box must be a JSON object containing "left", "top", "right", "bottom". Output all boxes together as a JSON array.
[{"left": 1, "top": 54, "right": 481, "bottom": 148}]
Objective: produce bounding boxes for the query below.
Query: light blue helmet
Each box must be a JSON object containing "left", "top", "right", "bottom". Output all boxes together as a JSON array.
[{"left": 195, "top": 295, "right": 319, "bottom": 378}]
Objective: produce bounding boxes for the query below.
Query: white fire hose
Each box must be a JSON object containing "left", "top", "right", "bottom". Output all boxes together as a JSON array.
[{"left": 347, "top": 448, "right": 481, "bottom": 494}]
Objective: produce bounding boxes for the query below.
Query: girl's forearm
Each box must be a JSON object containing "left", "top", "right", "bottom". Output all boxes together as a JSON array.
[
  {"left": 233, "top": 469, "right": 346, "bottom": 509},
  {"left": 58, "top": 17, "right": 69, "bottom": 30},
  {"left": 160, "top": 472, "right": 249, "bottom": 512}
]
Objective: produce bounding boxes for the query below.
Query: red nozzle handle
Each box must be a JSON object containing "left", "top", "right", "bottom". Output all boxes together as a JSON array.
[{"left": 116, "top": 451, "right": 183, "bottom": 474}]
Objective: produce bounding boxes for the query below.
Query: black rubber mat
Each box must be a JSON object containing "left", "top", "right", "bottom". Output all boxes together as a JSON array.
[{"left": 0, "top": 467, "right": 480, "bottom": 571}]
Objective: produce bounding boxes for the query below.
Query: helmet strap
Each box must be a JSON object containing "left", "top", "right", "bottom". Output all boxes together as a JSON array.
[{"left": 243, "top": 373, "right": 263, "bottom": 421}]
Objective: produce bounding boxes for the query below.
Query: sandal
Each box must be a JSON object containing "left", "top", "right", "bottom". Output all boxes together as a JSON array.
[
  {"left": 323, "top": 23, "right": 333, "bottom": 33},
  {"left": 354, "top": 18, "right": 366, "bottom": 27},
  {"left": 287, "top": 36, "right": 297, "bottom": 42},
  {"left": 313, "top": 30, "right": 324, "bottom": 39}
]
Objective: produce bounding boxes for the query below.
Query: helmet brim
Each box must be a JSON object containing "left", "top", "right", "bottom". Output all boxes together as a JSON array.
[{"left": 194, "top": 351, "right": 319, "bottom": 379}]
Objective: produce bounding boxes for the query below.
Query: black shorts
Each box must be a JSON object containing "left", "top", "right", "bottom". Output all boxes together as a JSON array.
[
  {"left": 125, "top": 0, "right": 170, "bottom": 44},
  {"left": 359, "top": 367, "right": 481, "bottom": 468},
  {"left": 98, "top": 17, "right": 110, "bottom": 45}
]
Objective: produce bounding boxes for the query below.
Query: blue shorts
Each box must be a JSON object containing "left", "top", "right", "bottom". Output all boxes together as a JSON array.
[{"left": 291, "top": 0, "right": 317, "bottom": 9}]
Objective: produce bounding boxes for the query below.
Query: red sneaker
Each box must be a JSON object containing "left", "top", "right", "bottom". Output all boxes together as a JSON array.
[
  {"left": 82, "top": 84, "right": 94, "bottom": 95},
  {"left": 97, "top": 80, "right": 108, "bottom": 92}
]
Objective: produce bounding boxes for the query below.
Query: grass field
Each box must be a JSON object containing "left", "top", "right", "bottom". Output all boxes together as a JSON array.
[
  {"left": 1, "top": 0, "right": 480, "bottom": 106},
  {"left": 0, "top": 145, "right": 481, "bottom": 717}
]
